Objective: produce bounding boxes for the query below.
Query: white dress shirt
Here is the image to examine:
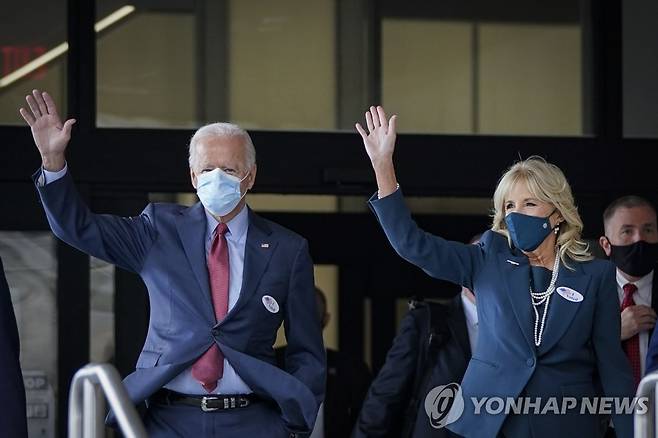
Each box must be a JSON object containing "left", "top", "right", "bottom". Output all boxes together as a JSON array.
[
  {"left": 461, "top": 291, "right": 479, "bottom": 353},
  {"left": 616, "top": 269, "right": 653, "bottom": 377},
  {"left": 42, "top": 165, "right": 252, "bottom": 394},
  {"left": 309, "top": 402, "right": 324, "bottom": 438}
]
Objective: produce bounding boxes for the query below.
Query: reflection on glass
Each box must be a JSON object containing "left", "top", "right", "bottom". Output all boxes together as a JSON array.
[
  {"left": 623, "top": 0, "right": 658, "bottom": 138},
  {"left": 382, "top": 4, "right": 588, "bottom": 136},
  {"left": 383, "top": 20, "right": 473, "bottom": 134},
  {"left": 0, "top": 1, "right": 67, "bottom": 125},
  {"left": 96, "top": 0, "right": 336, "bottom": 130},
  {"left": 228, "top": 0, "right": 335, "bottom": 130},
  {"left": 0, "top": 231, "right": 57, "bottom": 436},
  {"left": 478, "top": 23, "right": 581, "bottom": 135},
  {"left": 97, "top": 6, "right": 196, "bottom": 128}
]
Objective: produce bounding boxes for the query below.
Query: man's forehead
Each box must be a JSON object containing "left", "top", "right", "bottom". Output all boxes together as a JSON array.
[
  {"left": 609, "top": 206, "right": 657, "bottom": 226},
  {"left": 197, "top": 137, "right": 245, "bottom": 159}
]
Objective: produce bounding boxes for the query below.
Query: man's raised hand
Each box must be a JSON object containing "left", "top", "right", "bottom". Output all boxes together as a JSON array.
[{"left": 19, "top": 89, "right": 75, "bottom": 171}]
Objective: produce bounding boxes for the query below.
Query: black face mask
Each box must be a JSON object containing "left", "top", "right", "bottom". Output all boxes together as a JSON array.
[{"left": 606, "top": 239, "right": 658, "bottom": 277}]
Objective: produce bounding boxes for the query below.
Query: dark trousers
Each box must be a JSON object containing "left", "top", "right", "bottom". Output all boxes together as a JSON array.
[
  {"left": 144, "top": 399, "right": 290, "bottom": 438},
  {"left": 603, "top": 426, "right": 617, "bottom": 438}
]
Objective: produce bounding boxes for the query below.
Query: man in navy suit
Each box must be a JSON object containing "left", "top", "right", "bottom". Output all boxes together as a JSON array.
[
  {"left": 0, "top": 256, "right": 28, "bottom": 437},
  {"left": 20, "top": 90, "right": 325, "bottom": 437}
]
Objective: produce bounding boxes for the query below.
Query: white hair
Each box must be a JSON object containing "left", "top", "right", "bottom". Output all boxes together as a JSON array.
[{"left": 188, "top": 122, "right": 256, "bottom": 170}]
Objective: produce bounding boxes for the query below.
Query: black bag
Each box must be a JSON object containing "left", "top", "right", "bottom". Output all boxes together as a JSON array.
[{"left": 400, "top": 298, "right": 451, "bottom": 438}]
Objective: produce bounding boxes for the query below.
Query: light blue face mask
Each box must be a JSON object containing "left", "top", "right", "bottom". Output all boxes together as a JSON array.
[{"left": 196, "top": 168, "right": 249, "bottom": 217}]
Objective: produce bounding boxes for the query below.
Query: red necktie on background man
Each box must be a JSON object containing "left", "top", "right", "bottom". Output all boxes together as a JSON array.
[
  {"left": 192, "top": 223, "right": 230, "bottom": 392},
  {"left": 621, "top": 282, "right": 641, "bottom": 389}
]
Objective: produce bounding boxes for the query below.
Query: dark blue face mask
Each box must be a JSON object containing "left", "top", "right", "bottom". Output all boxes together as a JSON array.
[{"left": 504, "top": 209, "right": 558, "bottom": 252}]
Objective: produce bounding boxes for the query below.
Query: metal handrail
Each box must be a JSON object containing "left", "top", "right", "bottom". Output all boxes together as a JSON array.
[
  {"left": 635, "top": 371, "right": 658, "bottom": 438},
  {"left": 68, "top": 363, "right": 147, "bottom": 438}
]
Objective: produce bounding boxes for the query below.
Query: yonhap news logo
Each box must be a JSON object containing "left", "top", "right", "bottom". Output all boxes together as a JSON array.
[
  {"left": 424, "top": 383, "right": 465, "bottom": 429},
  {"left": 424, "top": 383, "right": 649, "bottom": 429}
]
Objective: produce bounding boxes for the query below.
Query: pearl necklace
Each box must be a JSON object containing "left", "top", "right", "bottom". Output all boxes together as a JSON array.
[{"left": 529, "top": 248, "right": 561, "bottom": 347}]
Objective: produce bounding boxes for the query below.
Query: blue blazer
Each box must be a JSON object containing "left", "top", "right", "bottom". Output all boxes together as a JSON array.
[
  {"left": 0, "top": 256, "right": 28, "bottom": 437},
  {"left": 34, "top": 170, "right": 326, "bottom": 435},
  {"left": 369, "top": 189, "right": 634, "bottom": 438}
]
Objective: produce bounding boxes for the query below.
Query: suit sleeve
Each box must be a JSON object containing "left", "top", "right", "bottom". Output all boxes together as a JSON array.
[
  {"left": 352, "top": 310, "right": 420, "bottom": 438},
  {"left": 591, "top": 262, "right": 635, "bottom": 438},
  {"left": 283, "top": 238, "right": 327, "bottom": 429},
  {"left": 33, "top": 168, "right": 157, "bottom": 273},
  {"left": 368, "top": 189, "right": 484, "bottom": 290},
  {"left": 0, "top": 257, "right": 28, "bottom": 438}
]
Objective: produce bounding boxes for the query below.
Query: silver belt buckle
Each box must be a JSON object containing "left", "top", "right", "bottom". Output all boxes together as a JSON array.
[{"left": 201, "top": 396, "right": 220, "bottom": 412}]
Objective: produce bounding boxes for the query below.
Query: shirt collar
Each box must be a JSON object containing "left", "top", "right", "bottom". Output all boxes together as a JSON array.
[
  {"left": 616, "top": 268, "right": 653, "bottom": 292},
  {"left": 461, "top": 291, "right": 478, "bottom": 327},
  {"left": 204, "top": 204, "right": 249, "bottom": 242}
]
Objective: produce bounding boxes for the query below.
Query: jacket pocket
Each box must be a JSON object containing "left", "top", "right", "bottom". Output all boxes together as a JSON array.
[
  {"left": 470, "top": 356, "right": 500, "bottom": 369},
  {"left": 136, "top": 350, "right": 162, "bottom": 369}
]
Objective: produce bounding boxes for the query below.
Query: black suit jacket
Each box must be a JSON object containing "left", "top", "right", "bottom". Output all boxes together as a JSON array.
[
  {"left": 0, "top": 256, "right": 28, "bottom": 437},
  {"left": 353, "top": 295, "right": 471, "bottom": 438}
]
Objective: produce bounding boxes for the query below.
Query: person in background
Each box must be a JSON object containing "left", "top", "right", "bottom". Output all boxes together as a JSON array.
[
  {"left": 598, "top": 195, "right": 658, "bottom": 438},
  {"left": 353, "top": 235, "right": 480, "bottom": 438},
  {"left": 599, "top": 196, "right": 658, "bottom": 385},
  {"left": 0, "top": 256, "right": 28, "bottom": 437},
  {"left": 277, "top": 286, "right": 372, "bottom": 438}
]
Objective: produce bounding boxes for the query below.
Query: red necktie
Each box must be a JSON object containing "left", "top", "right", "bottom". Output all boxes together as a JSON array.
[
  {"left": 621, "top": 282, "right": 641, "bottom": 388},
  {"left": 191, "top": 223, "right": 230, "bottom": 392}
]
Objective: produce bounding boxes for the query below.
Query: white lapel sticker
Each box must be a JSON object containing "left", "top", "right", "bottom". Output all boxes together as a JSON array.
[
  {"left": 262, "top": 295, "right": 280, "bottom": 313},
  {"left": 556, "top": 287, "right": 584, "bottom": 303},
  {"left": 261, "top": 243, "right": 270, "bottom": 248}
]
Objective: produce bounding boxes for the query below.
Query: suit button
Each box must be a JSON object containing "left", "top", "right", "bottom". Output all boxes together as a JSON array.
[
  {"left": 526, "top": 358, "right": 535, "bottom": 367},
  {"left": 211, "top": 328, "right": 220, "bottom": 337}
]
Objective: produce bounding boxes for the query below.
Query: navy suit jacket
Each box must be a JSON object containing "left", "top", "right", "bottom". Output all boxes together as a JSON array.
[
  {"left": 34, "top": 170, "right": 326, "bottom": 434},
  {"left": 369, "top": 189, "right": 634, "bottom": 438},
  {"left": 0, "top": 256, "right": 28, "bottom": 437}
]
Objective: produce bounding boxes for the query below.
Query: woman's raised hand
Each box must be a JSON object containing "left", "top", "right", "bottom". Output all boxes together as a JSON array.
[
  {"left": 355, "top": 106, "right": 399, "bottom": 197},
  {"left": 355, "top": 106, "right": 397, "bottom": 168}
]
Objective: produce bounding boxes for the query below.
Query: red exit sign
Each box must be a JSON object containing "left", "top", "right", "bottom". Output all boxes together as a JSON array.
[{"left": 1, "top": 46, "right": 48, "bottom": 78}]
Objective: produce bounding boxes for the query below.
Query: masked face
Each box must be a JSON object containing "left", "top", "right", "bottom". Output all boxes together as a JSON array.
[
  {"left": 605, "top": 240, "right": 658, "bottom": 277},
  {"left": 601, "top": 205, "right": 658, "bottom": 277},
  {"left": 505, "top": 210, "right": 558, "bottom": 252},
  {"left": 190, "top": 135, "right": 256, "bottom": 217},
  {"left": 503, "top": 182, "right": 561, "bottom": 252},
  {"left": 196, "top": 168, "right": 250, "bottom": 217}
]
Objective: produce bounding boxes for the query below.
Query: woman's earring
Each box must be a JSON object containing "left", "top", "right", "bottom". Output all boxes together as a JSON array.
[{"left": 554, "top": 224, "right": 560, "bottom": 235}]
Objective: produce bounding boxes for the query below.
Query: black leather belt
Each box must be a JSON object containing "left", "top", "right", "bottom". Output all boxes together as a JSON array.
[{"left": 151, "top": 389, "right": 260, "bottom": 412}]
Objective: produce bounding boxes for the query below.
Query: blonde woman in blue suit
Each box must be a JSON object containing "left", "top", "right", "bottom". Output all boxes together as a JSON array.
[{"left": 355, "top": 106, "right": 634, "bottom": 438}]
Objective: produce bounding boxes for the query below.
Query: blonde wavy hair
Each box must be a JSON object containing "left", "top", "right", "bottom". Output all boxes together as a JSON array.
[{"left": 491, "top": 156, "right": 593, "bottom": 268}]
